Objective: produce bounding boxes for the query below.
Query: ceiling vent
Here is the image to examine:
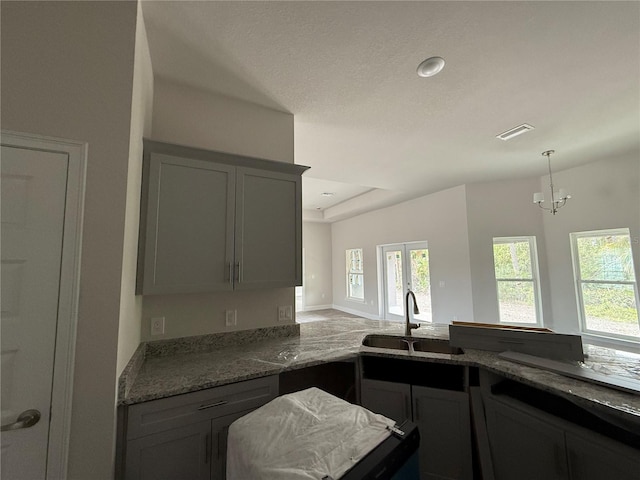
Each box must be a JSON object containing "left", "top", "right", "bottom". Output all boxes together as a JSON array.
[{"left": 496, "top": 123, "right": 535, "bottom": 141}]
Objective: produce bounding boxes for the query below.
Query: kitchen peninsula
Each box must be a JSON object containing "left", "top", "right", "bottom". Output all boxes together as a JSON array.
[{"left": 117, "top": 318, "right": 640, "bottom": 480}]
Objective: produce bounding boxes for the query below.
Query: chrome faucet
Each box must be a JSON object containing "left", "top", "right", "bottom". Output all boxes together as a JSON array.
[{"left": 405, "top": 290, "right": 421, "bottom": 336}]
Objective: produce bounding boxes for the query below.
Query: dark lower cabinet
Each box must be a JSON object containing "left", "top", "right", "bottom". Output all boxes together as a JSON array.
[
  {"left": 566, "top": 431, "right": 640, "bottom": 480},
  {"left": 125, "top": 422, "right": 211, "bottom": 480},
  {"left": 485, "top": 391, "right": 640, "bottom": 480},
  {"left": 412, "top": 385, "right": 472, "bottom": 480},
  {"left": 485, "top": 395, "right": 568, "bottom": 480},
  {"left": 121, "top": 376, "right": 278, "bottom": 480},
  {"left": 360, "top": 370, "right": 472, "bottom": 480},
  {"left": 360, "top": 378, "right": 411, "bottom": 423}
]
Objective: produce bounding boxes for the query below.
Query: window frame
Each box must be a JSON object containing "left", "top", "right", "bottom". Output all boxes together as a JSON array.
[
  {"left": 492, "top": 236, "right": 543, "bottom": 326},
  {"left": 570, "top": 228, "right": 640, "bottom": 342},
  {"left": 346, "top": 248, "right": 364, "bottom": 302}
]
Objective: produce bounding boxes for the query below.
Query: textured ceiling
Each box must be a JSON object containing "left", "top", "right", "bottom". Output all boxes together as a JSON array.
[{"left": 141, "top": 1, "right": 640, "bottom": 221}]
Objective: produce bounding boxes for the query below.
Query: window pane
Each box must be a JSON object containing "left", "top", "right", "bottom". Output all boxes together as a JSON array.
[
  {"left": 410, "top": 249, "right": 432, "bottom": 322},
  {"left": 496, "top": 281, "right": 537, "bottom": 324},
  {"left": 493, "top": 241, "right": 533, "bottom": 279},
  {"left": 576, "top": 234, "right": 635, "bottom": 282},
  {"left": 346, "top": 249, "right": 364, "bottom": 300},
  {"left": 385, "top": 250, "right": 403, "bottom": 317},
  {"left": 581, "top": 283, "right": 640, "bottom": 337},
  {"left": 348, "top": 273, "right": 364, "bottom": 300}
]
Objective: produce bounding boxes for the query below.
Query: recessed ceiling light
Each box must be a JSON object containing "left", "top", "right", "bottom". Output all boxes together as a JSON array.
[
  {"left": 320, "top": 192, "right": 335, "bottom": 197},
  {"left": 496, "top": 123, "right": 535, "bottom": 141},
  {"left": 417, "top": 56, "right": 445, "bottom": 77}
]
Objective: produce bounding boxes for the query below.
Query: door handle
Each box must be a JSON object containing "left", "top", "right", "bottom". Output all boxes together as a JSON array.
[{"left": 1, "top": 409, "right": 41, "bottom": 431}]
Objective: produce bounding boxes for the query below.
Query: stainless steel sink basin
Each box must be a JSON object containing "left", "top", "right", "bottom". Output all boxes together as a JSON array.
[
  {"left": 362, "top": 335, "right": 411, "bottom": 351},
  {"left": 362, "top": 334, "right": 463, "bottom": 355},
  {"left": 412, "top": 338, "right": 463, "bottom": 355}
]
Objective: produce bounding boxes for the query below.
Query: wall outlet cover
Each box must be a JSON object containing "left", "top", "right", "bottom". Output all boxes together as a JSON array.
[{"left": 151, "top": 317, "right": 165, "bottom": 336}]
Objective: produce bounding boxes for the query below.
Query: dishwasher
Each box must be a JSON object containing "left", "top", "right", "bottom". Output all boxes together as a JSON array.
[{"left": 226, "top": 387, "right": 420, "bottom": 480}]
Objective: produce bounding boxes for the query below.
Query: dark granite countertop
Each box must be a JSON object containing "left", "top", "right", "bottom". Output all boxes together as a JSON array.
[{"left": 119, "top": 318, "right": 640, "bottom": 426}]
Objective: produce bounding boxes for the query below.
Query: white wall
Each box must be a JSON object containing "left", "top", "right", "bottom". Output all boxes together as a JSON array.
[
  {"left": 117, "top": 1, "right": 154, "bottom": 377},
  {"left": 542, "top": 152, "right": 640, "bottom": 347},
  {"left": 141, "top": 78, "right": 297, "bottom": 340},
  {"left": 1, "top": 2, "right": 138, "bottom": 478},
  {"left": 331, "top": 185, "right": 474, "bottom": 323},
  {"left": 151, "top": 78, "right": 294, "bottom": 162},
  {"left": 302, "top": 222, "right": 333, "bottom": 309},
  {"left": 466, "top": 177, "right": 551, "bottom": 325}
]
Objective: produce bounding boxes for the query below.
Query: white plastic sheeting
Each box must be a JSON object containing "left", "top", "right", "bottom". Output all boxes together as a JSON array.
[{"left": 226, "top": 387, "right": 395, "bottom": 480}]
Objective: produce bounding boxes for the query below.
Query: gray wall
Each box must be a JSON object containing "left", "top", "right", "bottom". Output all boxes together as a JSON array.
[
  {"left": 465, "top": 177, "right": 551, "bottom": 325},
  {"left": 542, "top": 152, "right": 640, "bottom": 348},
  {"left": 302, "top": 222, "right": 334, "bottom": 309},
  {"left": 331, "top": 185, "right": 474, "bottom": 323},
  {"left": 117, "top": 0, "right": 154, "bottom": 377},
  {"left": 1, "top": 2, "right": 138, "bottom": 478},
  {"left": 141, "top": 78, "right": 297, "bottom": 340}
]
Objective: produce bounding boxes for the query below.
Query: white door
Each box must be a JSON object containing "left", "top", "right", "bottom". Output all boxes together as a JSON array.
[
  {"left": 1, "top": 145, "right": 69, "bottom": 478},
  {"left": 381, "top": 242, "right": 432, "bottom": 322}
]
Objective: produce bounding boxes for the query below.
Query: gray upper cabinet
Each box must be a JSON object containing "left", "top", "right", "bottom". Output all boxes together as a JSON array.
[{"left": 137, "top": 140, "right": 309, "bottom": 295}]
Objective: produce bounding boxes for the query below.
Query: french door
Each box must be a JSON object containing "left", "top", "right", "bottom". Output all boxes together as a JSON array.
[{"left": 381, "top": 242, "right": 432, "bottom": 322}]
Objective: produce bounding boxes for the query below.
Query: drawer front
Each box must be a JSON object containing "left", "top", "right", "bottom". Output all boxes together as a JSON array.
[{"left": 127, "top": 375, "right": 278, "bottom": 439}]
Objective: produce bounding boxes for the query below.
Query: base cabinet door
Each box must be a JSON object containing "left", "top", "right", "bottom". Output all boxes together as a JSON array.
[
  {"left": 412, "top": 386, "right": 472, "bottom": 480},
  {"left": 360, "top": 378, "right": 411, "bottom": 423},
  {"left": 485, "top": 397, "right": 569, "bottom": 480},
  {"left": 566, "top": 431, "right": 640, "bottom": 480},
  {"left": 210, "top": 410, "right": 254, "bottom": 480},
  {"left": 125, "top": 421, "right": 211, "bottom": 480}
]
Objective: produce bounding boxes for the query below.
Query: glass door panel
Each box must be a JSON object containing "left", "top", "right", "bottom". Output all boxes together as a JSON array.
[
  {"left": 408, "top": 247, "right": 432, "bottom": 322},
  {"left": 384, "top": 249, "right": 404, "bottom": 319}
]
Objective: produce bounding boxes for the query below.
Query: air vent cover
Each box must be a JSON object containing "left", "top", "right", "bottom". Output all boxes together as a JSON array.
[{"left": 496, "top": 123, "right": 535, "bottom": 141}]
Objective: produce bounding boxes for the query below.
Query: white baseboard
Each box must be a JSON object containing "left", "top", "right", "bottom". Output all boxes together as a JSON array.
[
  {"left": 332, "top": 304, "right": 381, "bottom": 321},
  {"left": 301, "top": 304, "right": 333, "bottom": 312}
]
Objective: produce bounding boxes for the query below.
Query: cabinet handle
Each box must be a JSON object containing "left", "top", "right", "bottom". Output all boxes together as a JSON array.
[
  {"left": 410, "top": 397, "right": 416, "bottom": 421},
  {"left": 226, "top": 262, "right": 233, "bottom": 284},
  {"left": 198, "top": 400, "right": 228, "bottom": 410},
  {"left": 234, "top": 262, "right": 240, "bottom": 283}
]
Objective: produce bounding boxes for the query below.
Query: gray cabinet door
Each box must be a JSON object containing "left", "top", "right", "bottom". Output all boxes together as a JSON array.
[
  {"left": 412, "top": 385, "right": 472, "bottom": 480},
  {"left": 360, "top": 378, "right": 411, "bottom": 423},
  {"left": 566, "top": 430, "right": 640, "bottom": 480},
  {"left": 485, "top": 397, "right": 569, "bottom": 480},
  {"left": 235, "top": 167, "right": 302, "bottom": 289},
  {"left": 138, "top": 153, "right": 235, "bottom": 294},
  {"left": 125, "top": 421, "right": 211, "bottom": 480},
  {"left": 210, "top": 409, "right": 254, "bottom": 480}
]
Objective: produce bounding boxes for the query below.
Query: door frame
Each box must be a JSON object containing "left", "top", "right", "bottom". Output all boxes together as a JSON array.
[
  {"left": 1, "top": 130, "right": 86, "bottom": 479},
  {"left": 379, "top": 241, "right": 429, "bottom": 322}
]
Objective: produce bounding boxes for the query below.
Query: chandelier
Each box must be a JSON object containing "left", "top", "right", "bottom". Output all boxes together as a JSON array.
[{"left": 533, "top": 150, "right": 570, "bottom": 215}]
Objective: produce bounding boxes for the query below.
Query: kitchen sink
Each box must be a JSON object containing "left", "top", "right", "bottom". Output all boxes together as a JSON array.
[
  {"left": 362, "top": 334, "right": 463, "bottom": 355},
  {"left": 362, "top": 335, "right": 411, "bottom": 351}
]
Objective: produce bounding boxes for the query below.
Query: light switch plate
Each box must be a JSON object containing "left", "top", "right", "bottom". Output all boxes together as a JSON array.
[
  {"left": 278, "top": 305, "right": 293, "bottom": 322},
  {"left": 225, "top": 309, "right": 237, "bottom": 327},
  {"left": 151, "top": 317, "right": 165, "bottom": 336}
]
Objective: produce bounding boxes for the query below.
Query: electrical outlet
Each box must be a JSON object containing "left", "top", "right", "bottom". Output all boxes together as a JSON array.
[
  {"left": 225, "top": 309, "right": 237, "bottom": 327},
  {"left": 150, "top": 317, "right": 165, "bottom": 336},
  {"left": 278, "top": 305, "right": 293, "bottom": 322}
]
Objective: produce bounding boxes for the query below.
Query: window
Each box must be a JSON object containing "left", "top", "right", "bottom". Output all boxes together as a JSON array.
[
  {"left": 346, "top": 248, "right": 364, "bottom": 300},
  {"left": 493, "top": 236, "right": 542, "bottom": 325},
  {"left": 571, "top": 229, "right": 640, "bottom": 340}
]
